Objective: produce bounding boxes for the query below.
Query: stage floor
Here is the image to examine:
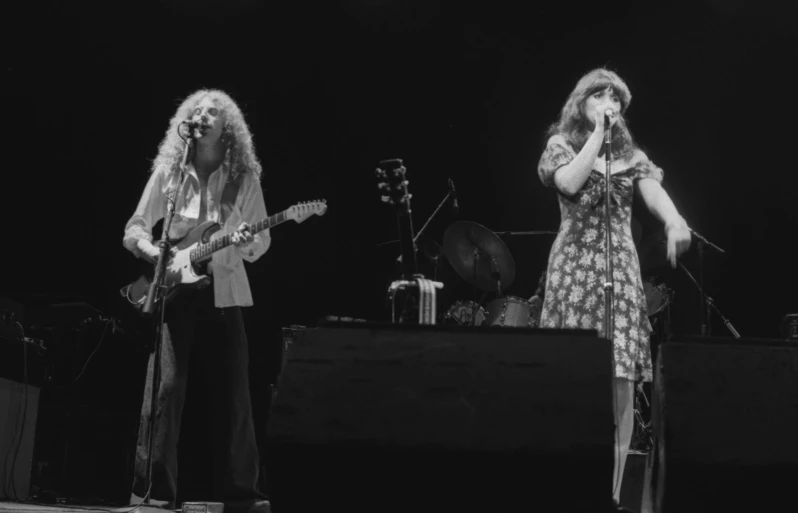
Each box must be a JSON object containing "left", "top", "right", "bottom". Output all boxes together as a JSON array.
[{"left": 0, "top": 503, "right": 174, "bottom": 513}]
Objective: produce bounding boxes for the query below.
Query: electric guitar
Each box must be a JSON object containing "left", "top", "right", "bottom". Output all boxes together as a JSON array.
[{"left": 122, "top": 200, "right": 327, "bottom": 313}]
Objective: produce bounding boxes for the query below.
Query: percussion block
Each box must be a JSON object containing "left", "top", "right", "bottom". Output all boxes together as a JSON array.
[
  {"left": 264, "top": 324, "right": 615, "bottom": 512},
  {"left": 647, "top": 337, "right": 798, "bottom": 512}
]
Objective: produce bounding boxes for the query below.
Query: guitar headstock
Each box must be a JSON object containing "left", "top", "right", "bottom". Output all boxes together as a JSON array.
[
  {"left": 375, "top": 158, "right": 412, "bottom": 214},
  {"left": 287, "top": 200, "right": 328, "bottom": 224}
]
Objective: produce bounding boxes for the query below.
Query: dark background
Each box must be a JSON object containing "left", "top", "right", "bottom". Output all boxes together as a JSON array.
[{"left": 4, "top": 0, "right": 798, "bottom": 503}]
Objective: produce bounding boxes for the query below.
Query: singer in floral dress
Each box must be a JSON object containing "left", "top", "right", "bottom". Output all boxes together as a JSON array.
[{"left": 536, "top": 68, "right": 692, "bottom": 504}]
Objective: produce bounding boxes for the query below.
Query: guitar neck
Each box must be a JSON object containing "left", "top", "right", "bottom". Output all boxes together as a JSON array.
[
  {"left": 396, "top": 212, "right": 418, "bottom": 278},
  {"left": 190, "top": 211, "right": 289, "bottom": 262}
]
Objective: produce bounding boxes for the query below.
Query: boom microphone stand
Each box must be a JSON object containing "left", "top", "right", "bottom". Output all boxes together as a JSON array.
[
  {"left": 396, "top": 177, "right": 458, "bottom": 265},
  {"left": 139, "top": 121, "right": 194, "bottom": 502},
  {"left": 690, "top": 229, "right": 726, "bottom": 337},
  {"left": 677, "top": 230, "right": 739, "bottom": 338}
]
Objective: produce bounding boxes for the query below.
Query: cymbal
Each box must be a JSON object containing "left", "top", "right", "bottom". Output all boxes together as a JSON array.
[{"left": 442, "top": 221, "right": 516, "bottom": 292}]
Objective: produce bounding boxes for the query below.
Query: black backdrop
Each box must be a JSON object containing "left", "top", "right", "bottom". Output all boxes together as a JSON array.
[{"left": 5, "top": 0, "right": 798, "bottom": 501}]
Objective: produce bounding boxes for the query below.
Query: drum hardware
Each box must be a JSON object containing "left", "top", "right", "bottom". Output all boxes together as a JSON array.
[
  {"left": 643, "top": 281, "right": 673, "bottom": 318},
  {"left": 443, "top": 301, "right": 487, "bottom": 327}
]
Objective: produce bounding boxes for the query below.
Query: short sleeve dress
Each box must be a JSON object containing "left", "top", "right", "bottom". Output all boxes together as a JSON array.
[{"left": 537, "top": 134, "right": 664, "bottom": 382}]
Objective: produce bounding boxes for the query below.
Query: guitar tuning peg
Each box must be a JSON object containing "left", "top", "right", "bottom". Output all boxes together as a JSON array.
[{"left": 381, "top": 196, "right": 390, "bottom": 203}]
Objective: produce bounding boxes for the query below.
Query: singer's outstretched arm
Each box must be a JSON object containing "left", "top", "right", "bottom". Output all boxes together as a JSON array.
[{"left": 638, "top": 177, "right": 691, "bottom": 266}]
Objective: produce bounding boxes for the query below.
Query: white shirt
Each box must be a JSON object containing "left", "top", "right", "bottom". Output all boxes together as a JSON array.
[{"left": 123, "top": 162, "right": 270, "bottom": 308}]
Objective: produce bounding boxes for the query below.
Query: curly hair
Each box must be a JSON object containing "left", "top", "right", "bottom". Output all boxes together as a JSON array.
[
  {"left": 546, "top": 68, "right": 637, "bottom": 159},
  {"left": 150, "top": 89, "right": 262, "bottom": 181}
]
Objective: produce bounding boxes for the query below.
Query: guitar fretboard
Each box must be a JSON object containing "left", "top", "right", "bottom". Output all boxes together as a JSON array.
[{"left": 189, "top": 211, "right": 288, "bottom": 262}]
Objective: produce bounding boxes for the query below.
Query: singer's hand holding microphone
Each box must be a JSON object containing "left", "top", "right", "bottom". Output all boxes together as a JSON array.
[{"left": 594, "top": 106, "right": 618, "bottom": 133}]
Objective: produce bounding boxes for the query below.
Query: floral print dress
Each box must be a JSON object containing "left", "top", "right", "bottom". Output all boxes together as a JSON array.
[{"left": 538, "top": 134, "right": 664, "bottom": 382}]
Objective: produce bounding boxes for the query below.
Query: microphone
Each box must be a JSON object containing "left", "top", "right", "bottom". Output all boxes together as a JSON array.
[
  {"left": 182, "top": 119, "right": 204, "bottom": 138},
  {"left": 448, "top": 178, "right": 459, "bottom": 214}
]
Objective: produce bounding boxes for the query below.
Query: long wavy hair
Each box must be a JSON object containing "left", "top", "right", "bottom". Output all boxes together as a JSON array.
[
  {"left": 546, "top": 68, "right": 637, "bottom": 159},
  {"left": 150, "top": 89, "right": 262, "bottom": 181}
]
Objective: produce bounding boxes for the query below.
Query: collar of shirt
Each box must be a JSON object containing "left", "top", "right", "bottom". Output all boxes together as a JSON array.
[{"left": 173, "top": 161, "right": 231, "bottom": 224}]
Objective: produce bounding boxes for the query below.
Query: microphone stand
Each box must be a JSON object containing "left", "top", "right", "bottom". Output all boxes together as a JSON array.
[
  {"left": 680, "top": 229, "right": 733, "bottom": 338},
  {"left": 140, "top": 122, "right": 193, "bottom": 503},
  {"left": 602, "top": 116, "right": 615, "bottom": 344},
  {"left": 396, "top": 178, "right": 456, "bottom": 264},
  {"left": 603, "top": 116, "right": 621, "bottom": 501}
]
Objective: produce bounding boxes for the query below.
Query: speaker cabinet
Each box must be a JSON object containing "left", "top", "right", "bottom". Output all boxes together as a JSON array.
[
  {"left": 0, "top": 377, "right": 40, "bottom": 500},
  {"left": 264, "top": 324, "right": 616, "bottom": 512},
  {"left": 647, "top": 337, "right": 798, "bottom": 512}
]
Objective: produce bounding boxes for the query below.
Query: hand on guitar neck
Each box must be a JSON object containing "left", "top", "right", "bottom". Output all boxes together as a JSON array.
[{"left": 230, "top": 222, "right": 255, "bottom": 248}]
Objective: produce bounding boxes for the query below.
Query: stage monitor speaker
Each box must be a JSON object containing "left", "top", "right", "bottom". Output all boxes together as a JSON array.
[
  {"left": 646, "top": 337, "right": 798, "bottom": 512},
  {"left": 264, "top": 324, "right": 616, "bottom": 513},
  {"left": 0, "top": 376, "right": 40, "bottom": 500}
]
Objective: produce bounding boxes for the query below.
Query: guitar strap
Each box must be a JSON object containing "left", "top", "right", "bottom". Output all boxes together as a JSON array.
[
  {"left": 219, "top": 172, "right": 244, "bottom": 225},
  {"left": 198, "top": 172, "right": 243, "bottom": 278}
]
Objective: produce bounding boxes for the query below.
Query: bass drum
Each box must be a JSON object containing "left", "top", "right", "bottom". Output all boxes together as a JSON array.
[
  {"left": 485, "top": 296, "right": 540, "bottom": 328},
  {"left": 444, "top": 301, "right": 486, "bottom": 326},
  {"left": 644, "top": 281, "right": 672, "bottom": 317}
]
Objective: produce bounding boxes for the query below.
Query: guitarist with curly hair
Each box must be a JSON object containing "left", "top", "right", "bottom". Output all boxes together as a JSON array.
[{"left": 123, "top": 89, "right": 272, "bottom": 513}]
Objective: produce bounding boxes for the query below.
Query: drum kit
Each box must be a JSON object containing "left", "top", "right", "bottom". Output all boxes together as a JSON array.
[
  {"left": 407, "top": 220, "right": 544, "bottom": 328},
  {"left": 414, "top": 219, "right": 674, "bottom": 329}
]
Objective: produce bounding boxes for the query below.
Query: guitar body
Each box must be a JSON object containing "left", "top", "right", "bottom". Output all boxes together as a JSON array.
[
  {"left": 124, "top": 221, "right": 222, "bottom": 311},
  {"left": 121, "top": 200, "right": 328, "bottom": 315}
]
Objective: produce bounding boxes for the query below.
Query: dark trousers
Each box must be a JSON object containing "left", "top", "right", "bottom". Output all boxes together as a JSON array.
[{"left": 131, "top": 288, "right": 266, "bottom": 511}]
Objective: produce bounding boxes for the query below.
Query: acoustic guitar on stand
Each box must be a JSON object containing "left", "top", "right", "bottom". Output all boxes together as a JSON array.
[{"left": 122, "top": 200, "right": 327, "bottom": 313}]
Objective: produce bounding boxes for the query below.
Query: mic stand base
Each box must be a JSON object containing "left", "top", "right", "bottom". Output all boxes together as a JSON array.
[
  {"left": 677, "top": 262, "right": 741, "bottom": 339},
  {"left": 706, "top": 296, "right": 741, "bottom": 339}
]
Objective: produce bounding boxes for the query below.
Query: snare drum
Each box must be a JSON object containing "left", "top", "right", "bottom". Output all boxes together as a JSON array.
[
  {"left": 444, "top": 301, "right": 486, "bottom": 326},
  {"left": 644, "top": 281, "right": 672, "bottom": 317},
  {"left": 485, "top": 296, "right": 539, "bottom": 328}
]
